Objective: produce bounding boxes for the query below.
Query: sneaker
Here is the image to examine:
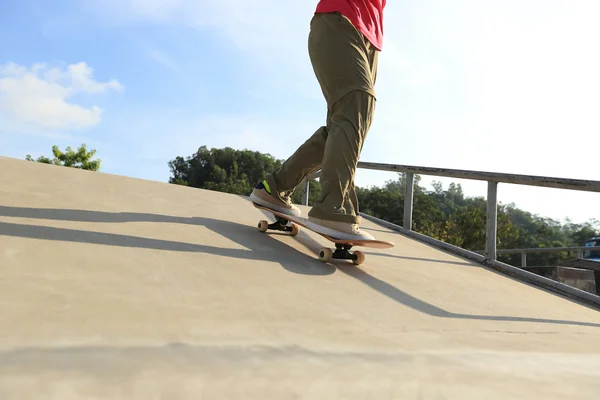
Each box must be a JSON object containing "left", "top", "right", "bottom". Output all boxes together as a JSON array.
[
  {"left": 306, "top": 216, "right": 374, "bottom": 241},
  {"left": 250, "top": 180, "right": 301, "bottom": 217}
]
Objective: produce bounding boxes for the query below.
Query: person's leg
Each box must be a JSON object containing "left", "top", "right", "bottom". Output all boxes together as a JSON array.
[
  {"left": 303, "top": 13, "right": 378, "bottom": 238},
  {"left": 250, "top": 12, "right": 379, "bottom": 226},
  {"left": 249, "top": 14, "right": 341, "bottom": 215},
  {"left": 268, "top": 108, "right": 332, "bottom": 196},
  {"left": 249, "top": 111, "right": 331, "bottom": 216},
  {"left": 306, "top": 90, "right": 375, "bottom": 239}
]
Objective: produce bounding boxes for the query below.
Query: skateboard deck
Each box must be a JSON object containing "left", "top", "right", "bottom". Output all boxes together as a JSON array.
[{"left": 252, "top": 202, "right": 394, "bottom": 265}]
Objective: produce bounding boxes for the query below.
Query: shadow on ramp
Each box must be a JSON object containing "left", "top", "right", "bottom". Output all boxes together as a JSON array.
[
  {"left": 337, "top": 265, "right": 600, "bottom": 328},
  {"left": 0, "top": 206, "right": 335, "bottom": 276},
  {"left": 364, "top": 252, "right": 474, "bottom": 267},
  {"left": 1, "top": 205, "right": 599, "bottom": 328}
]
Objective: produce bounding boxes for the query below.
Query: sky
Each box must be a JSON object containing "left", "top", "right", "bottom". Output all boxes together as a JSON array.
[{"left": 1, "top": 0, "right": 599, "bottom": 226}]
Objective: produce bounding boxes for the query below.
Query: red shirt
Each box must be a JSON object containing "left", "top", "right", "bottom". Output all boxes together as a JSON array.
[{"left": 315, "top": 0, "right": 386, "bottom": 50}]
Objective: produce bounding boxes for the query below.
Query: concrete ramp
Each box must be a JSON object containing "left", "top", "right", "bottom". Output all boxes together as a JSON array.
[{"left": 1, "top": 156, "right": 599, "bottom": 399}]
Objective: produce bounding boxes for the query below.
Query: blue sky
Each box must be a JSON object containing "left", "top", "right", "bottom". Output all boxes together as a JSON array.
[{"left": 1, "top": 0, "right": 599, "bottom": 226}]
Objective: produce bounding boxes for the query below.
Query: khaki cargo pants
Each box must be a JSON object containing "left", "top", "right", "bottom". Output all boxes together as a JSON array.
[{"left": 267, "top": 12, "right": 379, "bottom": 224}]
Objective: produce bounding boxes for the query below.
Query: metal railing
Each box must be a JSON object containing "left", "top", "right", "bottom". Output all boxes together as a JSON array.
[
  {"left": 474, "top": 247, "right": 600, "bottom": 296},
  {"left": 301, "top": 161, "right": 600, "bottom": 261},
  {"left": 474, "top": 246, "right": 600, "bottom": 268}
]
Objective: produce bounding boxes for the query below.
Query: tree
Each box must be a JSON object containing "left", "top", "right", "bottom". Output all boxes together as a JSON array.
[
  {"left": 168, "top": 146, "right": 322, "bottom": 204},
  {"left": 168, "top": 146, "right": 282, "bottom": 194},
  {"left": 26, "top": 144, "right": 101, "bottom": 171}
]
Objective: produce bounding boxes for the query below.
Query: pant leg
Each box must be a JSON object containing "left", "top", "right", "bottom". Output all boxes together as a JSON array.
[
  {"left": 305, "top": 13, "right": 379, "bottom": 224},
  {"left": 269, "top": 109, "right": 331, "bottom": 199},
  {"left": 308, "top": 91, "right": 375, "bottom": 224},
  {"left": 308, "top": 13, "right": 378, "bottom": 107},
  {"left": 347, "top": 180, "right": 359, "bottom": 218},
  {"left": 269, "top": 12, "right": 378, "bottom": 215}
]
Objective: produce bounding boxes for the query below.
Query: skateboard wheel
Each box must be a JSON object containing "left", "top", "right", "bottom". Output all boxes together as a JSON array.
[
  {"left": 319, "top": 248, "right": 333, "bottom": 263},
  {"left": 352, "top": 251, "right": 365, "bottom": 265},
  {"left": 290, "top": 224, "right": 299, "bottom": 236},
  {"left": 258, "top": 220, "right": 269, "bottom": 232}
]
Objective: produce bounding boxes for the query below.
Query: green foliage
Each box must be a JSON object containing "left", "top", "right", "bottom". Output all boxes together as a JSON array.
[
  {"left": 290, "top": 179, "right": 322, "bottom": 206},
  {"left": 169, "top": 146, "right": 599, "bottom": 267},
  {"left": 26, "top": 144, "right": 101, "bottom": 171},
  {"left": 355, "top": 173, "right": 599, "bottom": 266},
  {"left": 168, "top": 146, "right": 281, "bottom": 195},
  {"left": 168, "top": 146, "right": 322, "bottom": 204}
]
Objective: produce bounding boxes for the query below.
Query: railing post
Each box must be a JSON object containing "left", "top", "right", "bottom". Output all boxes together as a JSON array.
[
  {"left": 486, "top": 181, "right": 498, "bottom": 260},
  {"left": 403, "top": 173, "right": 414, "bottom": 230},
  {"left": 302, "top": 179, "right": 310, "bottom": 206},
  {"left": 521, "top": 252, "right": 527, "bottom": 268}
]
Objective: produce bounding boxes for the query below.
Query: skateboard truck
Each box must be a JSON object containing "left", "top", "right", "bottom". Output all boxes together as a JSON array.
[
  {"left": 258, "top": 215, "right": 299, "bottom": 236},
  {"left": 319, "top": 244, "right": 365, "bottom": 265},
  {"left": 258, "top": 215, "right": 365, "bottom": 265}
]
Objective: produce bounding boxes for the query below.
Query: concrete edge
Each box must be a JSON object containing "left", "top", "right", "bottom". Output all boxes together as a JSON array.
[{"left": 359, "top": 213, "right": 600, "bottom": 311}]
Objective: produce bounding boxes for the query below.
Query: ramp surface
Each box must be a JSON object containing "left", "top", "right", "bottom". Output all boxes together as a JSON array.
[{"left": 1, "top": 156, "right": 599, "bottom": 399}]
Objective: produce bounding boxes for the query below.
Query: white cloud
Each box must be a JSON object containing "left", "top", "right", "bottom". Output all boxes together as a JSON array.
[
  {"left": 86, "top": 0, "right": 310, "bottom": 51},
  {"left": 82, "top": 0, "right": 339, "bottom": 86},
  {"left": 0, "top": 61, "right": 123, "bottom": 130},
  {"left": 458, "top": 2, "right": 600, "bottom": 178},
  {"left": 148, "top": 49, "right": 179, "bottom": 73},
  {"left": 99, "top": 1, "right": 305, "bottom": 33}
]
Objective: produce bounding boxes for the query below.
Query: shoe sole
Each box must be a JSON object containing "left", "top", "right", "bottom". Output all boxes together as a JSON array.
[{"left": 304, "top": 219, "right": 375, "bottom": 241}]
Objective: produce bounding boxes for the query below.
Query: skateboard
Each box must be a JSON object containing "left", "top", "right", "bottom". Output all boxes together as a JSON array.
[{"left": 252, "top": 202, "right": 394, "bottom": 265}]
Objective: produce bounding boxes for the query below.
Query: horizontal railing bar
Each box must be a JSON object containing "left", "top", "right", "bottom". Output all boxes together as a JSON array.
[
  {"left": 306, "top": 162, "right": 598, "bottom": 274},
  {"left": 474, "top": 246, "right": 600, "bottom": 254},
  {"left": 307, "top": 162, "right": 600, "bottom": 193},
  {"left": 307, "top": 171, "right": 321, "bottom": 180},
  {"left": 357, "top": 162, "right": 600, "bottom": 192}
]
